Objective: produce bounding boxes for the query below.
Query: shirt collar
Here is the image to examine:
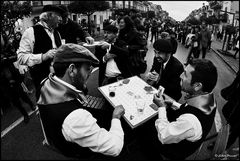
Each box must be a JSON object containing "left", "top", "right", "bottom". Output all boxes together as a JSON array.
[
  {"left": 163, "top": 56, "right": 171, "bottom": 69},
  {"left": 53, "top": 75, "right": 88, "bottom": 104},
  {"left": 38, "top": 21, "right": 54, "bottom": 33}
]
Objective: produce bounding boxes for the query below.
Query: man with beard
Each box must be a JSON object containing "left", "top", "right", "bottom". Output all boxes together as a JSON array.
[
  {"left": 147, "top": 39, "right": 184, "bottom": 101},
  {"left": 37, "top": 44, "right": 125, "bottom": 159}
]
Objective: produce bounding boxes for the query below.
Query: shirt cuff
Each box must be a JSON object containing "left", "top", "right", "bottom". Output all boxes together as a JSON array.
[
  {"left": 103, "top": 56, "right": 106, "bottom": 63},
  {"left": 110, "top": 118, "right": 124, "bottom": 136},
  {"left": 158, "top": 107, "right": 167, "bottom": 120},
  {"left": 109, "top": 44, "right": 112, "bottom": 51},
  {"left": 173, "top": 101, "right": 181, "bottom": 110}
]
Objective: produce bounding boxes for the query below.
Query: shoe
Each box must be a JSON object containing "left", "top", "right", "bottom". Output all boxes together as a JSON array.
[
  {"left": 24, "top": 115, "right": 30, "bottom": 123},
  {"left": 207, "top": 142, "right": 215, "bottom": 151},
  {"left": 31, "top": 105, "right": 37, "bottom": 111}
]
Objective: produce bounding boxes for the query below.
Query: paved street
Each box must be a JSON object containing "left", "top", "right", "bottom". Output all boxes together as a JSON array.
[{"left": 1, "top": 36, "right": 239, "bottom": 160}]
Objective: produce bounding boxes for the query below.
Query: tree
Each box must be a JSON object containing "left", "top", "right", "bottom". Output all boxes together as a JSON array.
[
  {"left": 1, "top": 1, "right": 32, "bottom": 55},
  {"left": 147, "top": 11, "right": 155, "bottom": 19},
  {"left": 186, "top": 16, "right": 201, "bottom": 25},
  {"left": 68, "top": 1, "right": 109, "bottom": 34}
]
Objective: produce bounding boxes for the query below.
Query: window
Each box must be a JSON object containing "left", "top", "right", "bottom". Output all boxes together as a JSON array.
[
  {"left": 73, "top": 14, "right": 77, "bottom": 21},
  {"left": 100, "top": 15, "right": 103, "bottom": 24},
  {"left": 108, "top": 1, "right": 112, "bottom": 8},
  {"left": 62, "top": 1, "right": 70, "bottom": 5},
  {"left": 52, "top": 1, "right": 61, "bottom": 5},
  {"left": 32, "top": 1, "right": 43, "bottom": 6}
]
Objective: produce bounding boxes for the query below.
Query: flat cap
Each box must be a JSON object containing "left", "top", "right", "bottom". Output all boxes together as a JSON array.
[
  {"left": 160, "top": 31, "right": 170, "bottom": 39},
  {"left": 42, "top": 5, "right": 65, "bottom": 15},
  {"left": 103, "top": 25, "right": 118, "bottom": 33},
  {"left": 153, "top": 39, "right": 173, "bottom": 53},
  {"left": 53, "top": 43, "right": 99, "bottom": 64}
]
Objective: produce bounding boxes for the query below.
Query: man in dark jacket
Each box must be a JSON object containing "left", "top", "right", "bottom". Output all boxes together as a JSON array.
[
  {"left": 95, "top": 25, "right": 120, "bottom": 86},
  {"left": 147, "top": 39, "right": 184, "bottom": 101},
  {"left": 57, "top": 5, "right": 94, "bottom": 44}
]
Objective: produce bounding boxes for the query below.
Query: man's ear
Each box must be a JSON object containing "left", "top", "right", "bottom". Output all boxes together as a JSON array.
[
  {"left": 194, "top": 82, "right": 203, "bottom": 92},
  {"left": 68, "top": 63, "right": 76, "bottom": 77}
]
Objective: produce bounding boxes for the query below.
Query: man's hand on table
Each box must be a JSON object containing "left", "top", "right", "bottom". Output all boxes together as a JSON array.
[
  {"left": 112, "top": 105, "right": 125, "bottom": 119},
  {"left": 85, "top": 36, "right": 94, "bottom": 44}
]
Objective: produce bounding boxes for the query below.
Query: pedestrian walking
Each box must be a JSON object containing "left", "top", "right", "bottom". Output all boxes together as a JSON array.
[
  {"left": 234, "top": 36, "right": 239, "bottom": 59},
  {"left": 150, "top": 20, "right": 158, "bottom": 42},
  {"left": 144, "top": 18, "right": 151, "bottom": 40},
  {"left": 199, "top": 21, "right": 211, "bottom": 59}
]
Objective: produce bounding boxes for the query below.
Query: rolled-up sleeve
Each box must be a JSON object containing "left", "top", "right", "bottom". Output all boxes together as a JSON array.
[
  {"left": 155, "top": 108, "right": 202, "bottom": 144},
  {"left": 62, "top": 109, "right": 124, "bottom": 156},
  {"left": 17, "top": 27, "right": 42, "bottom": 67}
]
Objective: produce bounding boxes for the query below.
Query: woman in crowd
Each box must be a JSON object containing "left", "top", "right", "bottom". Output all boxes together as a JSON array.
[{"left": 115, "top": 16, "right": 147, "bottom": 76}]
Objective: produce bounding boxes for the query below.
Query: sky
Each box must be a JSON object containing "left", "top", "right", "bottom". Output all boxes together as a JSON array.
[{"left": 149, "top": 1, "right": 207, "bottom": 21}]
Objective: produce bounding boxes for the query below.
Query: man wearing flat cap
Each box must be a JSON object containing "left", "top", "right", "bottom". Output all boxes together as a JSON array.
[
  {"left": 56, "top": 5, "right": 94, "bottom": 44},
  {"left": 95, "top": 25, "right": 121, "bottom": 86},
  {"left": 37, "top": 43, "right": 125, "bottom": 159},
  {"left": 147, "top": 39, "right": 184, "bottom": 101},
  {"left": 17, "top": 5, "right": 64, "bottom": 90}
]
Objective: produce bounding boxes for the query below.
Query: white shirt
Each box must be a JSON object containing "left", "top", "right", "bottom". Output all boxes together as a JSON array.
[
  {"left": 17, "top": 21, "right": 59, "bottom": 67},
  {"left": 155, "top": 104, "right": 202, "bottom": 144},
  {"left": 52, "top": 77, "right": 124, "bottom": 157},
  {"left": 62, "top": 111, "right": 124, "bottom": 156}
]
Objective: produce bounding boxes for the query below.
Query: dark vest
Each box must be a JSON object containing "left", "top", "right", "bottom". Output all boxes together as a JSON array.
[
  {"left": 162, "top": 104, "right": 216, "bottom": 159},
  {"left": 38, "top": 99, "right": 112, "bottom": 159},
  {"left": 30, "top": 25, "right": 61, "bottom": 88}
]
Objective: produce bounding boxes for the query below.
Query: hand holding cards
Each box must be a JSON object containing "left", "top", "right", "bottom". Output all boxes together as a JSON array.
[
  {"left": 157, "top": 86, "right": 165, "bottom": 98},
  {"left": 147, "top": 71, "right": 159, "bottom": 81}
]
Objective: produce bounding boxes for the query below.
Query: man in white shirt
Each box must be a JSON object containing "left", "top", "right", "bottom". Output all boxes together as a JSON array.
[
  {"left": 37, "top": 43, "right": 125, "bottom": 159},
  {"left": 17, "top": 5, "right": 64, "bottom": 89},
  {"left": 151, "top": 58, "right": 218, "bottom": 159}
]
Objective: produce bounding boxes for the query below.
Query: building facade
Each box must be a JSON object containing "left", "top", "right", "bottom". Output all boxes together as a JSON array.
[{"left": 16, "top": 1, "right": 165, "bottom": 33}]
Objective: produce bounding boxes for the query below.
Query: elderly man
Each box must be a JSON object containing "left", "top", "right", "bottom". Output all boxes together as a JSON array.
[
  {"left": 147, "top": 39, "right": 184, "bottom": 101},
  {"left": 56, "top": 5, "right": 94, "bottom": 44},
  {"left": 37, "top": 43, "right": 125, "bottom": 159},
  {"left": 152, "top": 59, "right": 218, "bottom": 159},
  {"left": 17, "top": 5, "right": 64, "bottom": 89}
]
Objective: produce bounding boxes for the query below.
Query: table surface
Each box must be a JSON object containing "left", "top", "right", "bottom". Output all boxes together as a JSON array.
[{"left": 98, "top": 76, "right": 161, "bottom": 129}]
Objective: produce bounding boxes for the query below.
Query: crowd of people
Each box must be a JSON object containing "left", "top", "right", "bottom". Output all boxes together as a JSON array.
[{"left": 1, "top": 4, "right": 239, "bottom": 160}]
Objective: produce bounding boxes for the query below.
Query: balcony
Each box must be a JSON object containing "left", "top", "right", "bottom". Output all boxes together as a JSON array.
[{"left": 209, "top": 1, "right": 222, "bottom": 10}]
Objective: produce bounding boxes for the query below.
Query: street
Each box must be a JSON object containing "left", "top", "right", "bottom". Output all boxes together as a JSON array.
[{"left": 1, "top": 36, "right": 238, "bottom": 160}]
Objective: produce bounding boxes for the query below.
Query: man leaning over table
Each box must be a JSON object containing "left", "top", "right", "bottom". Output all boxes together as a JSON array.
[
  {"left": 37, "top": 44, "right": 125, "bottom": 159},
  {"left": 152, "top": 59, "right": 218, "bottom": 159}
]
